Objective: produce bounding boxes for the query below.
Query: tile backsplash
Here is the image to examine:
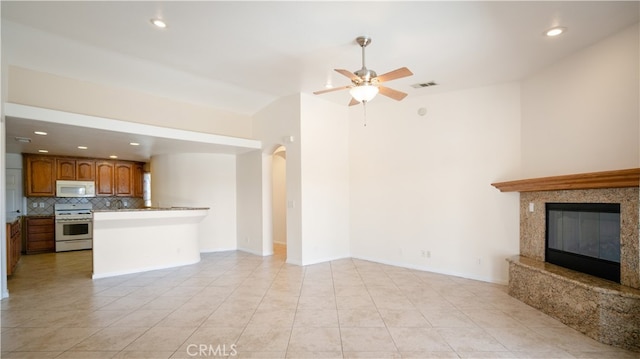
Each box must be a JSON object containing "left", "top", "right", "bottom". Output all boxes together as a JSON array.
[{"left": 26, "top": 197, "right": 145, "bottom": 216}]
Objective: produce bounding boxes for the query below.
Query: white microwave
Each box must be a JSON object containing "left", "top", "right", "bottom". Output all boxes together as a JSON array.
[{"left": 56, "top": 180, "right": 96, "bottom": 198}]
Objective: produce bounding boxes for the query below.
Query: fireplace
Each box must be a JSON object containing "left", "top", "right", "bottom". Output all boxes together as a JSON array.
[
  {"left": 492, "top": 169, "right": 640, "bottom": 352},
  {"left": 545, "top": 202, "right": 620, "bottom": 282}
]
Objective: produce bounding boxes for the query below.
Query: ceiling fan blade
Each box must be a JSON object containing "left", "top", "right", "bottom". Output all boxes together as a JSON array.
[
  {"left": 375, "top": 67, "right": 413, "bottom": 83},
  {"left": 335, "top": 69, "right": 360, "bottom": 82},
  {"left": 313, "top": 85, "right": 351, "bottom": 95},
  {"left": 348, "top": 98, "right": 360, "bottom": 106},
  {"left": 378, "top": 86, "right": 408, "bottom": 101}
]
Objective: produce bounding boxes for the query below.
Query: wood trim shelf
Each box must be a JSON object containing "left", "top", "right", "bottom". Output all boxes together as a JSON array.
[{"left": 491, "top": 168, "right": 640, "bottom": 192}]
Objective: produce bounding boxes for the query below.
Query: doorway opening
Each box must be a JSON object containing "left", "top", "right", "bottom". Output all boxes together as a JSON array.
[{"left": 271, "top": 146, "right": 287, "bottom": 259}]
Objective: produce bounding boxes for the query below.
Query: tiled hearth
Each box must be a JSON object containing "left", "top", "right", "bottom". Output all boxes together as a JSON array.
[{"left": 493, "top": 169, "right": 640, "bottom": 352}]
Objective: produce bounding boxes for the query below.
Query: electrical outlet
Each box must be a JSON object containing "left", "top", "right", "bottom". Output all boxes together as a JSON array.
[
  {"left": 39, "top": 202, "right": 45, "bottom": 208},
  {"left": 32, "top": 202, "right": 37, "bottom": 208},
  {"left": 123, "top": 201, "right": 128, "bottom": 207}
]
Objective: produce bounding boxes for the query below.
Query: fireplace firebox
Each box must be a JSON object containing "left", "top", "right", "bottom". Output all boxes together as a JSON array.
[{"left": 545, "top": 203, "right": 620, "bottom": 283}]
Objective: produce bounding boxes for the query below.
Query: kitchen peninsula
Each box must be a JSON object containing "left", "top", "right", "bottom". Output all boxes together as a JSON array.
[{"left": 92, "top": 207, "right": 209, "bottom": 279}]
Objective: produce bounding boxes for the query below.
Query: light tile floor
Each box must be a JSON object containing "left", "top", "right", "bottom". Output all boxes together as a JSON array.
[{"left": 2, "top": 247, "right": 639, "bottom": 359}]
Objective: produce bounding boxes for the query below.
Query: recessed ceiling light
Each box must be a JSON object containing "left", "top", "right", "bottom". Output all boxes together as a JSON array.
[
  {"left": 34, "top": 131, "right": 47, "bottom": 136},
  {"left": 38, "top": 149, "right": 48, "bottom": 153},
  {"left": 129, "top": 142, "right": 140, "bottom": 146},
  {"left": 150, "top": 18, "right": 167, "bottom": 28},
  {"left": 545, "top": 26, "right": 567, "bottom": 37},
  {"left": 78, "top": 146, "right": 88, "bottom": 150},
  {"left": 109, "top": 155, "right": 118, "bottom": 159}
]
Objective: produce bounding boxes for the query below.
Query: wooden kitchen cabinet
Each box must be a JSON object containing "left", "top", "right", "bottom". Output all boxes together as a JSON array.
[
  {"left": 24, "top": 155, "right": 56, "bottom": 196},
  {"left": 24, "top": 216, "right": 55, "bottom": 254},
  {"left": 133, "top": 162, "right": 144, "bottom": 198},
  {"left": 56, "top": 158, "right": 96, "bottom": 181},
  {"left": 76, "top": 160, "right": 96, "bottom": 181},
  {"left": 56, "top": 158, "right": 76, "bottom": 180},
  {"left": 96, "top": 161, "right": 115, "bottom": 196},
  {"left": 98, "top": 161, "right": 141, "bottom": 197},
  {"left": 25, "top": 154, "right": 144, "bottom": 198},
  {"left": 6, "top": 218, "right": 21, "bottom": 275},
  {"left": 115, "top": 162, "right": 134, "bottom": 196}
]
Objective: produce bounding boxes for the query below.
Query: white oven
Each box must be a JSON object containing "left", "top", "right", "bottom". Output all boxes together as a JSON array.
[{"left": 54, "top": 203, "right": 93, "bottom": 252}]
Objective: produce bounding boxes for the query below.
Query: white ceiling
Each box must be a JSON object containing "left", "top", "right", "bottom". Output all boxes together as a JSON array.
[{"left": 2, "top": 1, "right": 638, "bottom": 161}]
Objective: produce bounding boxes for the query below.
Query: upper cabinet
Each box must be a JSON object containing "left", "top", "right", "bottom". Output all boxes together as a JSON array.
[
  {"left": 114, "top": 162, "right": 133, "bottom": 197},
  {"left": 96, "top": 160, "right": 115, "bottom": 196},
  {"left": 77, "top": 160, "right": 96, "bottom": 181},
  {"left": 56, "top": 158, "right": 76, "bottom": 180},
  {"left": 24, "top": 155, "right": 56, "bottom": 196},
  {"left": 56, "top": 158, "right": 95, "bottom": 181},
  {"left": 97, "top": 161, "right": 140, "bottom": 197},
  {"left": 133, "top": 162, "right": 144, "bottom": 198},
  {"left": 24, "top": 154, "right": 144, "bottom": 197}
]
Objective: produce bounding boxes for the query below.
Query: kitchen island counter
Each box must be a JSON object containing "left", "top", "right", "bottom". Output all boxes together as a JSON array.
[
  {"left": 92, "top": 207, "right": 209, "bottom": 279},
  {"left": 93, "top": 206, "right": 209, "bottom": 212}
]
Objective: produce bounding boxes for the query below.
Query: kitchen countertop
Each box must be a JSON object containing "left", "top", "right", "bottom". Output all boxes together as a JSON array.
[
  {"left": 93, "top": 207, "right": 209, "bottom": 212},
  {"left": 6, "top": 216, "right": 21, "bottom": 224}
]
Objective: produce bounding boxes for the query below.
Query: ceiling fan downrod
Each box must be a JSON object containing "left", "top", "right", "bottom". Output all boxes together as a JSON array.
[{"left": 354, "top": 36, "right": 376, "bottom": 84}]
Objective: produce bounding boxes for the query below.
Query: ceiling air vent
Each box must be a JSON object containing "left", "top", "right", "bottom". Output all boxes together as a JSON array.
[
  {"left": 411, "top": 81, "right": 438, "bottom": 89},
  {"left": 14, "top": 136, "right": 32, "bottom": 143}
]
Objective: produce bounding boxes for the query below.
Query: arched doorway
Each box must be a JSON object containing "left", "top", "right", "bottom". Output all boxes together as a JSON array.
[{"left": 271, "top": 146, "right": 287, "bottom": 258}]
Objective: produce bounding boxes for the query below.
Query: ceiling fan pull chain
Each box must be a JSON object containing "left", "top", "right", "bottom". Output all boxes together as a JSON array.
[{"left": 363, "top": 101, "right": 367, "bottom": 127}]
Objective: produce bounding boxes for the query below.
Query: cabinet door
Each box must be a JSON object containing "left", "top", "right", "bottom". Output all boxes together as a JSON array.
[
  {"left": 24, "top": 216, "right": 55, "bottom": 254},
  {"left": 115, "top": 162, "right": 134, "bottom": 196},
  {"left": 133, "top": 163, "right": 144, "bottom": 198},
  {"left": 76, "top": 160, "right": 96, "bottom": 181},
  {"left": 25, "top": 155, "right": 56, "bottom": 196},
  {"left": 56, "top": 159, "right": 76, "bottom": 180},
  {"left": 6, "top": 220, "right": 21, "bottom": 275},
  {"left": 96, "top": 161, "right": 115, "bottom": 196}
]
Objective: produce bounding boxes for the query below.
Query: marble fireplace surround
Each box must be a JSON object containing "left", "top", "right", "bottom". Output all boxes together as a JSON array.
[{"left": 492, "top": 168, "right": 640, "bottom": 352}]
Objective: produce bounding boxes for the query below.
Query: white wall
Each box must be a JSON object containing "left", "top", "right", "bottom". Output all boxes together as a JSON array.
[
  {"left": 236, "top": 150, "right": 266, "bottom": 255},
  {"left": 251, "top": 94, "right": 302, "bottom": 263},
  {"left": 249, "top": 94, "right": 351, "bottom": 265},
  {"left": 349, "top": 83, "right": 521, "bottom": 284},
  {"left": 151, "top": 153, "right": 237, "bottom": 252},
  {"left": 7, "top": 66, "right": 252, "bottom": 139},
  {"left": 521, "top": 23, "right": 639, "bottom": 177},
  {"left": 272, "top": 149, "right": 287, "bottom": 245},
  {"left": 300, "top": 94, "right": 350, "bottom": 264},
  {"left": 1, "top": 6, "right": 7, "bottom": 296}
]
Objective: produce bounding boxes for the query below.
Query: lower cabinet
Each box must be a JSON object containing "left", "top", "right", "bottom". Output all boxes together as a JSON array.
[
  {"left": 24, "top": 216, "right": 55, "bottom": 254},
  {"left": 6, "top": 218, "right": 21, "bottom": 275}
]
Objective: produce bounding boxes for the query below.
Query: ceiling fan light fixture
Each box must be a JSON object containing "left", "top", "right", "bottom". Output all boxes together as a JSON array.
[{"left": 350, "top": 85, "right": 379, "bottom": 103}]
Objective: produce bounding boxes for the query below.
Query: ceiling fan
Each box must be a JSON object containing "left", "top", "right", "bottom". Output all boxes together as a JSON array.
[{"left": 314, "top": 36, "right": 413, "bottom": 106}]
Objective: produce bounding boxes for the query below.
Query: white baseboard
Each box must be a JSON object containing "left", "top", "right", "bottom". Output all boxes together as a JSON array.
[{"left": 351, "top": 254, "right": 508, "bottom": 285}]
